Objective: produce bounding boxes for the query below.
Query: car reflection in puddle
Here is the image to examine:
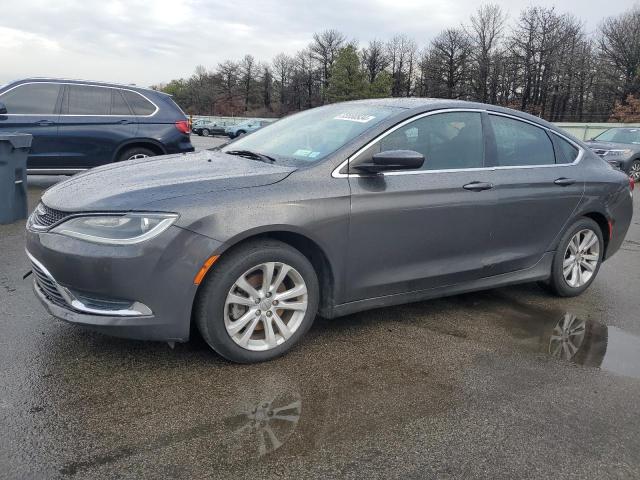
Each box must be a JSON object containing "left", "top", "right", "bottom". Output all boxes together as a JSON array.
[
  {"left": 226, "top": 392, "right": 302, "bottom": 456},
  {"left": 547, "top": 313, "right": 640, "bottom": 380}
]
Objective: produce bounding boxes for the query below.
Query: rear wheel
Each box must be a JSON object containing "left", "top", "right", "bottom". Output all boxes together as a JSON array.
[
  {"left": 547, "top": 217, "right": 603, "bottom": 297},
  {"left": 630, "top": 159, "right": 640, "bottom": 182},
  {"left": 118, "top": 146, "right": 156, "bottom": 162},
  {"left": 195, "top": 240, "right": 319, "bottom": 363},
  {"left": 202, "top": 128, "right": 210, "bottom": 136}
]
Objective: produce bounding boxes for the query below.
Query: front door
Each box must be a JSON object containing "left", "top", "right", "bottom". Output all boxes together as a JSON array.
[
  {"left": 0, "top": 82, "right": 62, "bottom": 170},
  {"left": 345, "top": 110, "right": 498, "bottom": 302}
]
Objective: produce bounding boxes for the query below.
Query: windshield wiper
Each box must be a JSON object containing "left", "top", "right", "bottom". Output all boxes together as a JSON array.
[{"left": 225, "top": 150, "right": 276, "bottom": 163}]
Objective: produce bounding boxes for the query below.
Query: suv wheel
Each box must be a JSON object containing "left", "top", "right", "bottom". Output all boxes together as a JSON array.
[
  {"left": 546, "top": 217, "right": 603, "bottom": 297},
  {"left": 118, "top": 147, "right": 156, "bottom": 162},
  {"left": 195, "top": 239, "right": 319, "bottom": 363}
]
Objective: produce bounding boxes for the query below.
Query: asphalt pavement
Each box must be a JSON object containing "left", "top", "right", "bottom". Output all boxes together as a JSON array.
[{"left": 1, "top": 167, "right": 639, "bottom": 479}]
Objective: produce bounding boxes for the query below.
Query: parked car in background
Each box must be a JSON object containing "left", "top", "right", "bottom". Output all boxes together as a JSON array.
[
  {"left": 585, "top": 127, "right": 640, "bottom": 181},
  {"left": 192, "top": 120, "right": 226, "bottom": 136},
  {"left": 225, "top": 119, "right": 272, "bottom": 138},
  {"left": 0, "top": 78, "right": 194, "bottom": 174},
  {"left": 25, "top": 99, "right": 633, "bottom": 363}
]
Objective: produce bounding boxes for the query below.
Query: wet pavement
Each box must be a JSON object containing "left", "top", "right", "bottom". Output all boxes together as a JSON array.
[{"left": 1, "top": 181, "right": 639, "bottom": 479}]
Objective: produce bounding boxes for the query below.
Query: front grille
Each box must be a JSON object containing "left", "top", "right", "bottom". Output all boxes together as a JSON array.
[
  {"left": 30, "top": 260, "right": 68, "bottom": 308},
  {"left": 31, "top": 203, "right": 71, "bottom": 229}
]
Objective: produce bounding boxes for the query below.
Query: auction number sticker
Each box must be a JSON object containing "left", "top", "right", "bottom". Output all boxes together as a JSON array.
[{"left": 334, "top": 113, "right": 376, "bottom": 123}]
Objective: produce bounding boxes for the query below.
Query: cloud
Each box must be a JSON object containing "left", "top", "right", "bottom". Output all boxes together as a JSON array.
[{"left": 0, "top": 0, "right": 634, "bottom": 87}]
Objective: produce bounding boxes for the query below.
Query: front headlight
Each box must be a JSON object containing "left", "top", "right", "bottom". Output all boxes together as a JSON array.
[
  {"left": 605, "top": 149, "right": 632, "bottom": 157},
  {"left": 51, "top": 213, "right": 178, "bottom": 245}
]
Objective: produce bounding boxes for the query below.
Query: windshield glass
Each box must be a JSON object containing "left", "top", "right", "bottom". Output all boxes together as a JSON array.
[
  {"left": 595, "top": 128, "right": 640, "bottom": 144},
  {"left": 221, "top": 103, "right": 403, "bottom": 165}
]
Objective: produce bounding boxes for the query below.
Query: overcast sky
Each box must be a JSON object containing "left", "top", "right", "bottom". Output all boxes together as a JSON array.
[{"left": 0, "top": 0, "right": 636, "bottom": 88}]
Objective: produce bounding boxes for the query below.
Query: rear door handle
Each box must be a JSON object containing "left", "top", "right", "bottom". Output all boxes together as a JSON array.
[
  {"left": 35, "top": 120, "right": 55, "bottom": 126},
  {"left": 463, "top": 181, "right": 494, "bottom": 192},
  {"left": 554, "top": 177, "right": 576, "bottom": 186},
  {"left": 119, "top": 119, "right": 133, "bottom": 124}
]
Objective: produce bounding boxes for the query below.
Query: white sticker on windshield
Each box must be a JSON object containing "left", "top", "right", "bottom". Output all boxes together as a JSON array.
[
  {"left": 308, "top": 151, "right": 321, "bottom": 158},
  {"left": 294, "top": 149, "right": 312, "bottom": 157},
  {"left": 334, "top": 113, "right": 376, "bottom": 123}
]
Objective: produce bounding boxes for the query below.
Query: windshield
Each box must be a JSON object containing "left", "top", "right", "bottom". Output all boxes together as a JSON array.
[
  {"left": 221, "top": 103, "right": 403, "bottom": 165},
  {"left": 594, "top": 128, "right": 640, "bottom": 144}
]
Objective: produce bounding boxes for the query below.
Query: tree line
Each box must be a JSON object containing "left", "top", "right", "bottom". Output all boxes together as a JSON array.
[{"left": 153, "top": 4, "right": 640, "bottom": 122}]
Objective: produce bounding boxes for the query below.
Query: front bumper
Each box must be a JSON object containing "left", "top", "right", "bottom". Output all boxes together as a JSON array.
[{"left": 26, "top": 225, "right": 222, "bottom": 342}]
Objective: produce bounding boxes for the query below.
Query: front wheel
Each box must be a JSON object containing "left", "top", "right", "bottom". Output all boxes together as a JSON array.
[
  {"left": 118, "top": 146, "right": 156, "bottom": 162},
  {"left": 202, "top": 128, "right": 210, "bottom": 136},
  {"left": 194, "top": 240, "right": 319, "bottom": 363},
  {"left": 547, "top": 217, "right": 603, "bottom": 297}
]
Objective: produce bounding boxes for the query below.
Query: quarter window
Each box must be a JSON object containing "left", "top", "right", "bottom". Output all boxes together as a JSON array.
[
  {"left": 366, "top": 111, "right": 484, "bottom": 170},
  {"left": 121, "top": 90, "right": 156, "bottom": 116},
  {"left": 0, "top": 83, "right": 61, "bottom": 114},
  {"left": 553, "top": 134, "right": 579, "bottom": 164},
  {"left": 111, "top": 89, "right": 133, "bottom": 115},
  {"left": 490, "top": 115, "right": 555, "bottom": 166}
]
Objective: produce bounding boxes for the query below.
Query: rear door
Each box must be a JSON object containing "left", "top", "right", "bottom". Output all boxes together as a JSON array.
[
  {"left": 0, "top": 82, "right": 62, "bottom": 170},
  {"left": 56, "top": 85, "right": 138, "bottom": 168},
  {"left": 345, "top": 110, "right": 498, "bottom": 302},
  {"left": 486, "top": 113, "right": 584, "bottom": 274}
]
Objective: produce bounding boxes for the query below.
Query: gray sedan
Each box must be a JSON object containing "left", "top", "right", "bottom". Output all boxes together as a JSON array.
[
  {"left": 25, "top": 99, "right": 634, "bottom": 363},
  {"left": 585, "top": 127, "right": 640, "bottom": 181}
]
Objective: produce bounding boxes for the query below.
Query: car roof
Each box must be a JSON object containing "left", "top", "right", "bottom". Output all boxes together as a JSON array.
[{"left": 8, "top": 77, "right": 169, "bottom": 96}]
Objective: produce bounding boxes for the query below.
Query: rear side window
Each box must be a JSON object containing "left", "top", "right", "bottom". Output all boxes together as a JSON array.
[
  {"left": 553, "top": 134, "right": 579, "bottom": 164},
  {"left": 373, "top": 111, "right": 484, "bottom": 170},
  {"left": 111, "top": 89, "right": 132, "bottom": 115},
  {"left": 67, "top": 85, "right": 112, "bottom": 115},
  {"left": 490, "top": 115, "right": 555, "bottom": 166},
  {"left": 0, "top": 83, "right": 61, "bottom": 114},
  {"left": 121, "top": 90, "right": 156, "bottom": 116}
]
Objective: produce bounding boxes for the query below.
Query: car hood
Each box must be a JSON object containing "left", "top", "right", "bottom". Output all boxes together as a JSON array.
[
  {"left": 41, "top": 150, "right": 295, "bottom": 212},
  {"left": 585, "top": 141, "right": 640, "bottom": 152}
]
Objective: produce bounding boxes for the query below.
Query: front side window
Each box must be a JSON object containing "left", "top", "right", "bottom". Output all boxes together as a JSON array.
[
  {"left": 221, "top": 103, "right": 403, "bottom": 166},
  {"left": 360, "top": 111, "right": 484, "bottom": 170},
  {"left": 0, "top": 83, "right": 61, "bottom": 114},
  {"left": 67, "top": 85, "right": 112, "bottom": 115},
  {"left": 490, "top": 115, "right": 555, "bottom": 166}
]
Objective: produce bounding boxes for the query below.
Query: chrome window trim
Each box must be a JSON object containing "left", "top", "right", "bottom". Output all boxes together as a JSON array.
[
  {"left": 331, "top": 108, "right": 584, "bottom": 178},
  {"left": 0, "top": 81, "right": 159, "bottom": 117}
]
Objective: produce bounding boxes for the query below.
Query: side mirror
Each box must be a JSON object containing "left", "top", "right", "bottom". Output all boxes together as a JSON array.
[
  {"left": 353, "top": 150, "right": 425, "bottom": 174},
  {"left": 0, "top": 102, "right": 7, "bottom": 115}
]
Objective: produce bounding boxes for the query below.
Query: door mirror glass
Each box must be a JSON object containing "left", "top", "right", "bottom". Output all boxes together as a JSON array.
[
  {"left": 0, "top": 102, "right": 6, "bottom": 115},
  {"left": 354, "top": 150, "right": 425, "bottom": 173}
]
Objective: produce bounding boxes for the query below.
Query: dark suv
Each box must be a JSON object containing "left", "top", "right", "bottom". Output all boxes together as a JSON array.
[{"left": 0, "top": 78, "right": 194, "bottom": 174}]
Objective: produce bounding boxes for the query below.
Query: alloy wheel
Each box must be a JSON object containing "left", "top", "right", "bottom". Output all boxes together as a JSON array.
[
  {"left": 127, "top": 153, "right": 149, "bottom": 160},
  {"left": 549, "top": 313, "right": 586, "bottom": 360},
  {"left": 630, "top": 160, "right": 640, "bottom": 182},
  {"left": 562, "top": 229, "right": 600, "bottom": 288},
  {"left": 224, "top": 262, "right": 308, "bottom": 351}
]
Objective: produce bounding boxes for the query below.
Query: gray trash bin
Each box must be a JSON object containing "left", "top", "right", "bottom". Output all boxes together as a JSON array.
[{"left": 0, "top": 133, "right": 32, "bottom": 225}]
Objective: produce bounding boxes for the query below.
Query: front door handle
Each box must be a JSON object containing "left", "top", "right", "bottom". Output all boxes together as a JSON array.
[
  {"left": 554, "top": 177, "right": 576, "bottom": 186},
  {"left": 35, "top": 120, "right": 55, "bottom": 126},
  {"left": 119, "top": 119, "right": 133, "bottom": 124},
  {"left": 463, "top": 181, "right": 494, "bottom": 192}
]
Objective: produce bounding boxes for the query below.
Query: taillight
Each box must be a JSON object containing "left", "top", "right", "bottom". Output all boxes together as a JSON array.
[
  {"left": 175, "top": 120, "right": 190, "bottom": 135},
  {"left": 630, "top": 176, "right": 635, "bottom": 192}
]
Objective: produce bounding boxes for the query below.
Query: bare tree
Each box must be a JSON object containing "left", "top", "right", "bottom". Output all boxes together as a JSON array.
[
  {"left": 429, "top": 28, "right": 472, "bottom": 99},
  {"left": 309, "top": 29, "right": 346, "bottom": 103},
  {"left": 362, "top": 39, "right": 389, "bottom": 84},
  {"left": 239, "top": 54, "right": 257, "bottom": 112}
]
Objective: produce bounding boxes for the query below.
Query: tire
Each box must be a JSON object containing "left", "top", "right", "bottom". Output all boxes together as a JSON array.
[
  {"left": 196, "top": 131, "right": 203, "bottom": 136},
  {"left": 236, "top": 130, "right": 246, "bottom": 137},
  {"left": 118, "top": 146, "right": 156, "bottom": 162},
  {"left": 547, "top": 217, "right": 604, "bottom": 297},
  {"left": 202, "top": 128, "right": 210, "bottom": 137},
  {"left": 195, "top": 239, "right": 319, "bottom": 363},
  {"left": 629, "top": 159, "right": 640, "bottom": 182}
]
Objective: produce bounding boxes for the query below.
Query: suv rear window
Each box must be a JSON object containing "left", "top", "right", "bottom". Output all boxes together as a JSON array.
[
  {"left": 121, "top": 90, "right": 156, "bottom": 116},
  {"left": 0, "top": 83, "right": 61, "bottom": 114}
]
